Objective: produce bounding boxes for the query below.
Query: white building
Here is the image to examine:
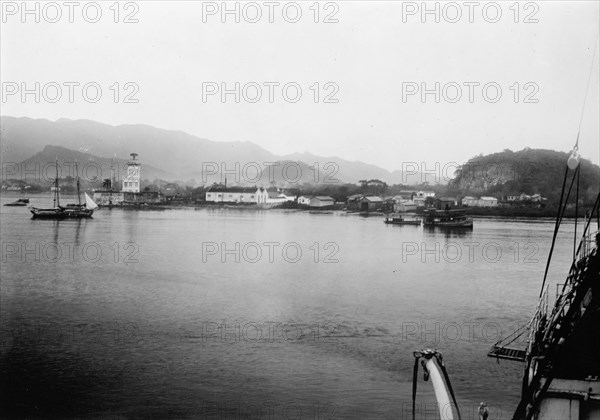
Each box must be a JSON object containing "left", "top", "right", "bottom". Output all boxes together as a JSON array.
[
  {"left": 205, "top": 187, "right": 257, "bottom": 203},
  {"left": 257, "top": 188, "right": 295, "bottom": 204},
  {"left": 506, "top": 194, "right": 544, "bottom": 203},
  {"left": 395, "top": 201, "right": 417, "bottom": 212},
  {"left": 122, "top": 154, "right": 141, "bottom": 193},
  {"left": 416, "top": 191, "right": 435, "bottom": 198},
  {"left": 310, "top": 196, "right": 335, "bottom": 208},
  {"left": 462, "top": 196, "right": 478, "bottom": 206},
  {"left": 279, "top": 192, "right": 297, "bottom": 202},
  {"left": 298, "top": 196, "right": 311, "bottom": 206},
  {"left": 530, "top": 194, "right": 544, "bottom": 202},
  {"left": 204, "top": 186, "right": 295, "bottom": 204},
  {"left": 462, "top": 196, "right": 498, "bottom": 207},
  {"left": 413, "top": 197, "right": 426, "bottom": 207},
  {"left": 93, "top": 191, "right": 125, "bottom": 206},
  {"left": 478, "top": 196, "right": 498, "bottom": 207}
]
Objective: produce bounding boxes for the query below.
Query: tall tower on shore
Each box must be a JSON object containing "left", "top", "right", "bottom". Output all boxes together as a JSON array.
[{"left": 122, "top": 153, "right": 141, "bottom": 193}]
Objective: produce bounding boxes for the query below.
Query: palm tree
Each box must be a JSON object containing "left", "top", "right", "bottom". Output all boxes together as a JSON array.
[{"left": 102, "top": 178, "right": 112, "bottom": 190}]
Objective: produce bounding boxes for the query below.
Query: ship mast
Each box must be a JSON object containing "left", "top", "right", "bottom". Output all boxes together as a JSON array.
[
  {"left": 75, "top": 161, "right": 81, "bottom": 206},
  {"left": 54, "top": 159, "right": 60, "bottom": 208}
]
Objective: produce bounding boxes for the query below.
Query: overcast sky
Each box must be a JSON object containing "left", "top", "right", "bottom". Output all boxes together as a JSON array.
[{"left": 1, "top": 1, "right": 599, "bottom": 170}]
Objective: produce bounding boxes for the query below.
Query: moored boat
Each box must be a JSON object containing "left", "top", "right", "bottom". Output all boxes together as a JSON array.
[
  {"left": 30, "top": 161, "right": 98, "bottom": 219},
  {"left": 422, "top": 209, "right": 473, "bottom": 228},
  {"left": 4, "top": 198, "right": 29, "bottom": 207},
  {"left": 383, "top": 212, "right": 421, "bottom": 225}
]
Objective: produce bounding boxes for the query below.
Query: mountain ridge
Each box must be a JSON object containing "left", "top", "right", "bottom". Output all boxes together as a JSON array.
[{"left": 0, "top": 116, "right": 432, "bottom": 185}]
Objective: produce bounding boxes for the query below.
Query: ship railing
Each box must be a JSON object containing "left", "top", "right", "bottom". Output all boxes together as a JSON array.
[
  {"left": 579, "top": 229, "right": 599, "bottom": 260},
  {"left": 526, "top": 285, "right": 550, "bottom": 353},
  {"left": 551, "top": 228, "right": 598, "bottom": 316},
  {"left": 487, "top": 288, "right": 549, "bottom": 362},
  {"left": 538, "top": 229, "right": 599, "bottom": 353},
  {"left": 487, "top": 320, "right": 530, "bottom": 361},
  {"left": 548, "top": 228, "right": 598, "bottom": 324}
]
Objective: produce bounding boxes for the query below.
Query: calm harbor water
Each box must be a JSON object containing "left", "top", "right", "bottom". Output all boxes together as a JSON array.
[{"left": 0, "top": 194, "right": 580, "bottom": 419}]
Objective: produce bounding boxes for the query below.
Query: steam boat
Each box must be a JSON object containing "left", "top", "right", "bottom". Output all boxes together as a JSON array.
[{"left": 422, "top": 209, "right": 473, "bottom": 229}]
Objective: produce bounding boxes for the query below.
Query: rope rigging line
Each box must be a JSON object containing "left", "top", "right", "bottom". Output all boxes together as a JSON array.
[
  {"left": 539, "top": 165, "right": 569, "bottom": 297},
  {"left": 574, "top": 167, "right": 580, "bottom": 260},
  {"left": 412, "top": 357, "right": 419, "bottom": 420},
  {"left": 574, "top": 33, "right": 598, "bottom": 151}
]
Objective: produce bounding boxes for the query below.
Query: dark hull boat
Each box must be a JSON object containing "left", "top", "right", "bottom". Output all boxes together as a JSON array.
[
  {"left": 64, "top": 204, "right": 95, "bottom": 218},
  {"left": 30, "top": 207, "right": 66, "bottom": 219},
  {"left": 4, "top": 198, "right": 29, "bottom": 207},
  {"left": 422, "top": 209, "right": 473, "bottom": 228},
  {"left": 423, "top": 219, "right": 473, "bottom": 228},
  {"left": 30, "top": 162, "right": 97, "bottom": 220},
  {"left": 30, "top": 206, "right": 95, "bottom": 219}
]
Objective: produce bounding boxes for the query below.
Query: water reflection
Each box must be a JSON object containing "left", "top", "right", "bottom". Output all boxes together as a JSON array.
[
  {"left": 73, "top": 219, "right": 82, "bottom": 246},
  {"left": 423, "top": 228, "right": 474, "bottom": 239}
]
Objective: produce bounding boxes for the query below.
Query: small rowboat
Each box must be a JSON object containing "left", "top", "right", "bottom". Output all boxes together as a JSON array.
[{"left": 4, "top": 198, "right": 29, "bottom": 207}]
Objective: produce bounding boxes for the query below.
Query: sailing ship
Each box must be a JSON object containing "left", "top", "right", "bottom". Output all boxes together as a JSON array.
[
  {"left": 383, "top": 212, "right": 421, "bottom": 226},
  {"left": 422, "top": 208, "right": 473, "bottom": 229},
  {"left": 30, "top": 161, "right": 98, "bottom": 219}
]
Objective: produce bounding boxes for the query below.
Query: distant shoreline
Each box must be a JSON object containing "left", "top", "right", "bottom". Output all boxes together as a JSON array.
[
  {"left": 1, "top": 191, "right": 595, "bottom": 219},
  {"left": 97, "top": 204, "right": 593, "bottom": 219}
]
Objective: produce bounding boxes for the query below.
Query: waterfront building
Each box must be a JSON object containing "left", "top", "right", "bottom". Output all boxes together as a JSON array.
[
  {"left": 395, "top": 201, "right": 417, "bottom": 212},
  {"left": 205, "top": 186, "right": 258, "bottom": 203},
  {"left": 346, "top": 194, "right": 363, "bottom": 211},
  {"left": 461, "top": 196, "right": 478, "bottom": 206},
  {"left": 358, "top": 196, "right": 384, "bottom": 212},
  {"left": 204, "top": 186, "right": 295, "bottom": 204},
  {"left": 309, "top": 196, "right": 335, "bottom": 208},
  {"left": 436, "top": 197, "right": 457, "bottom": 210},
  {"left": 478, "top": 196, "right": 499, "bottom": 207},
  {"left": 298, "top": 196, "right": 312, "bottom": 206},
  {"left": 460, "top": 196, "right": 499, "bottom": 207},
  {"left": 256, "top": 187, "right": 296, "bottom": 204}
]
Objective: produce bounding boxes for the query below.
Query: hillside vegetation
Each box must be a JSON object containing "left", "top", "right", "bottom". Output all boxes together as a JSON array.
[{"left": 449, "top": 148, "right": 599, "bottom": 204}]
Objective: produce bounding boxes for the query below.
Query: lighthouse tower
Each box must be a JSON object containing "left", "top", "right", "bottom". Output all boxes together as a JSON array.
[{"left": 122, "top": 153, "right": 141, "bottom": 193}]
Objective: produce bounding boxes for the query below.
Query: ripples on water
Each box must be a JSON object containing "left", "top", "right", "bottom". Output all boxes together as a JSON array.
[{"left": 0, "top": 195, "right": 580, "bottom": 419}]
